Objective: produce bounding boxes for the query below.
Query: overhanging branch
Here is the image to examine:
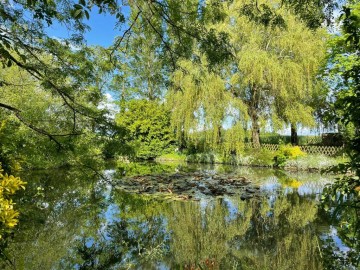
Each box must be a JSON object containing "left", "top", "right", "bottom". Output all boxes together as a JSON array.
[{"left": 0, "top": 102, "right": 82, "bottom": 149}]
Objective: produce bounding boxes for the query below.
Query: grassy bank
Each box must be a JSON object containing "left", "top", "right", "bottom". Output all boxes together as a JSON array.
[
  {"left": 155, "top": 153, "right": 187, "bottom": 162},
  {"left": 184, "top": 147, "right": 347, "bottom": 172}
]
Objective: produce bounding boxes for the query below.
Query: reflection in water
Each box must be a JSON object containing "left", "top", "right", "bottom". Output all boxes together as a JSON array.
[
  {"left": 164, "top": 194, "right": 321, "bottom": 270},
  {"left": 0, "top": 164, "right": 356, "bottom": 269}
]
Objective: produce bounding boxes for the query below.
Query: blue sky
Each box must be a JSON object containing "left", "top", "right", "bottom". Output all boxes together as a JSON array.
[{"left": 46, "top": 7, "right": 129, "bottom": 47}]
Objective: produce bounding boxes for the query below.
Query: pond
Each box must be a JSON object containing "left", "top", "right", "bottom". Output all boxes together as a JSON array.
[{"left": 1, "top": 162, "right": 358, "bottom": 269}]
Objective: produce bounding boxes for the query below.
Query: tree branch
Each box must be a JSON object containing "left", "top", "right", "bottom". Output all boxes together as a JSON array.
[
  {"left": 110, "top": 10, "right": 142, "bottom": 63},
  {"left": 0, "top": 102, "right": 82, "bottom": 149}
]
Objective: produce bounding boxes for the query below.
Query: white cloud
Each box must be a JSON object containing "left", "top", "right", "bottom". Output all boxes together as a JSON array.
[{"left": 98, "top": 92, "right": 119, "bottom": 119}]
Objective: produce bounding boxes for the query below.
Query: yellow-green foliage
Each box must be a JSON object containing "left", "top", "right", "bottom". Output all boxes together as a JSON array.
[
  {"left": 0, "top": 164, "right": 26, "bottom": 238},
  {"left": 156, "top": 153, "right": 186, "bottom": 162},
  {"left": 278, "top": 145, "right": 306, "bottom": 159},
  {"left": 167, "top": 0, "right": 327, "bottom": 154},
  {"left": 279, "top": 177, "right": 302, "bottom": 189},
  {"left": 222, "top": 123, "right": 246, "bottom": 156},
  {"left": 168, "top": 56, "right": 249, "bottom": 153},
  {"left": 275, "top": 144, "right": 306, "bottom": 167}
]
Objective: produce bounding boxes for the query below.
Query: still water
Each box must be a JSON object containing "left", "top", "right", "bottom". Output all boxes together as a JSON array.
[{"left": 1, "top": 163, "right": 358, "bottom": 269}]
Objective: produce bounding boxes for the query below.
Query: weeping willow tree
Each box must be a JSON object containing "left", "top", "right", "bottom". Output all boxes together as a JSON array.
[
  {"left": 167, "top": 0, "right": 327, "bottom": 153},
  {"left": 167, "top": 56, "right": 248, "bottom": 155},
  {"left": 218, "top": 0, "right": 328, "bottom": 146}
]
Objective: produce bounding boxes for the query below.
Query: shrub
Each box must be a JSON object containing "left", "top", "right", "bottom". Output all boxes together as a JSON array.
[
  {"left": 186, "top": 153, "right": 217, "bottom": 164},
  {"left": 0, "top": 164, "right": 26, "bottom": 239},
  {"left": 274, "top": 144, "right": 306, "bottom": 167},
  {"left": 156, "top": 153, "right": 186, "bottom": 162},
  {"left": 115, "top": 100, "right": 175, "bottom": 160},
  {"left": 279, "top": 145, "right": 306, "bottom": 158},
  {"left": 222, "top": 148, "right": 275, "bottom": 167},
  {"left": 236, "top": 148, "right": 275, "bottom": 167}
]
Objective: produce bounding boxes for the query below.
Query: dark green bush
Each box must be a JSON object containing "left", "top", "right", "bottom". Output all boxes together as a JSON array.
[{"left": 115, "top": 100, "right": 175, "bottom": 160}]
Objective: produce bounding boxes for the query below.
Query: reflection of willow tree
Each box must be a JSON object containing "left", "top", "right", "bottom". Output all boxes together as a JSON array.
[
  {"left": 165, "top": 193, "right": 322, "bottom": 269},
  {"left": 235, "top": 194, "right": 321, "bottom": 270},
  {"left": 2, "top": 171, "right": 327, "bottom": 269},
  {"left": 166, "top": 199, "right": 252, "bottom": 268},
  {"left": 115, "top": 161, "right": 184, "bottom": 178},
  {"left": 0, "top": 169, "right": 108, "bottom": 269}
]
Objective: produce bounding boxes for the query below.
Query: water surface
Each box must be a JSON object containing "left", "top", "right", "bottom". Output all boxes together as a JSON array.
[{"left": 1, "top": 163, "right": 357, "bottom": 269}]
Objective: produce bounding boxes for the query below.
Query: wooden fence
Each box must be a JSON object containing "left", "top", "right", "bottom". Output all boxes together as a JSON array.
[{"left": 245, "top": 143, "right": 344, "bottom": 157}]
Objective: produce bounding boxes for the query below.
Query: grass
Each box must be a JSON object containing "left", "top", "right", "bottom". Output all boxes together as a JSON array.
[
  {"left": 282, "top": 154, "right": 348, "bottom": 171},
  {"left": 156, "top": 153, "right": 186, "bottom": 162},
  {"left": 184, "top": 149, "right": 345, "bottom": 172}
]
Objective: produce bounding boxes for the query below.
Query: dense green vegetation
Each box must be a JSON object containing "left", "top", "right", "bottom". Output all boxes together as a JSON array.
[
  {"left": 0, "top": 0, "right": 350, "bottom": 165},
  {"left": 0, "top": 0, "right": 359, "bottom": 267},
  {"left": 115, "top": 99, "right": 175, "bottom": 160}
]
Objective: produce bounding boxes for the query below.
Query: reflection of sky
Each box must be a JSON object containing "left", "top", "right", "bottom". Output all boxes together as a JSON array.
[
  {"left": 103, "top": 203, "right": 120, "bottom": 226},
  {"left": 320, "top": 226, "right": 351, "bottom": 253},
  {"left": 261, "top": 182, "right": 281, "bottom": 192},
  {"left": 298, "top": 185, "right": 323, "bottom": 196},
  {"left": 223, "top": 197, "right": 238, "bottom": 222},
  {"left": 258, "top": 174, "right": 333, "bottom": 196},
  {"left": 328, "top": 226, "right": 351, "bottom": 253}
]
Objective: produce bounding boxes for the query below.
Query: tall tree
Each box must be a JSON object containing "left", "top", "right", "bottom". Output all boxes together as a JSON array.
[
  {"left": 115, "top": 99, "right": 175, "bottom": 160},
  {"left": 324, "top": 1, "right": 360, "bottom": 193},
  {"left": 112, "top": 7, "right": 167, "bottom": 101},
  {"left": 168, "top": 0, "right": 328, "bottom": 150},
  {"left": 223, "top": 0, "right": 327, "bottom": 146},
  {"left": 0, "top": 0, "right": 337, "bottom": 151},
  {"left": 168, "top": 55, "right": 248, "bottom": 154}
]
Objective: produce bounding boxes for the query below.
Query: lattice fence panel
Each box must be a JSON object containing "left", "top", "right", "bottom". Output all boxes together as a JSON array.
[
  {"left": 261, "top": 144, "right": 280, "bottom": 152},
  {"left": 244, "top": 143, "right": 343, "bottom": 156},
  {"left": 299, "top": 145, "right": 344, "bottom": 156}
]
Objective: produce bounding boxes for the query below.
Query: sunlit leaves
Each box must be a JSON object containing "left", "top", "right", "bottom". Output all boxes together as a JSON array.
[
  {"left": 0, "top": 164, "right": 26, "bottom": 238},
  {"left": 225, "top": 0, "right": 327, "bottom": 138},
  {"left": 115, "top": 100, "right": 175, "bottom": 160}
]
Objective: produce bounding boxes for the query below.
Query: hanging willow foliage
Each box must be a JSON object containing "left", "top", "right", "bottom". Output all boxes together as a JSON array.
[
  {"left": 167, "top": 0, "right": 328, "bottom": 152},
  {"left": 167, "top": 56, "right": 249, "bottom": 154},
  {"left": 224, "top": 0, "right": 327, "bottom": 132}
]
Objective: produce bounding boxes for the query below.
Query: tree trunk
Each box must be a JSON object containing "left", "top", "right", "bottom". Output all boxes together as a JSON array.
[
  {"left": 251, "top": 115, "right": 260, "bottom": 148},
  {"left": 249, "top": 105, "right": 260, "bottom": 148},
  {"left": 217, "top": 124, "right": 222, "bottom": 146},
  {"left": 291, "top": 123, "right": 298, "bottom": 145},
  {"left": 249, "top": 84, "right": 260, "bottom": 148}
]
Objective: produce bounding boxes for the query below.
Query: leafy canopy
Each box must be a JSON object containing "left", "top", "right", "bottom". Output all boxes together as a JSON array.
[{"left": 116, "top": 100, "right": 175, "bottom": 160}]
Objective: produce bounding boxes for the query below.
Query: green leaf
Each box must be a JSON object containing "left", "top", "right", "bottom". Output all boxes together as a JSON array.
[
  {"left": 73, "top": 9, "right": 83, "bottom": 19},
  {"left": 26, "top": 0, "right": 34, "bottom": 7},
  {"left": 74, "top": 4, "right": 83, "bottom": 9},
  {"left": 84, "top": 10, "right": 90, "bottom": 20}
]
